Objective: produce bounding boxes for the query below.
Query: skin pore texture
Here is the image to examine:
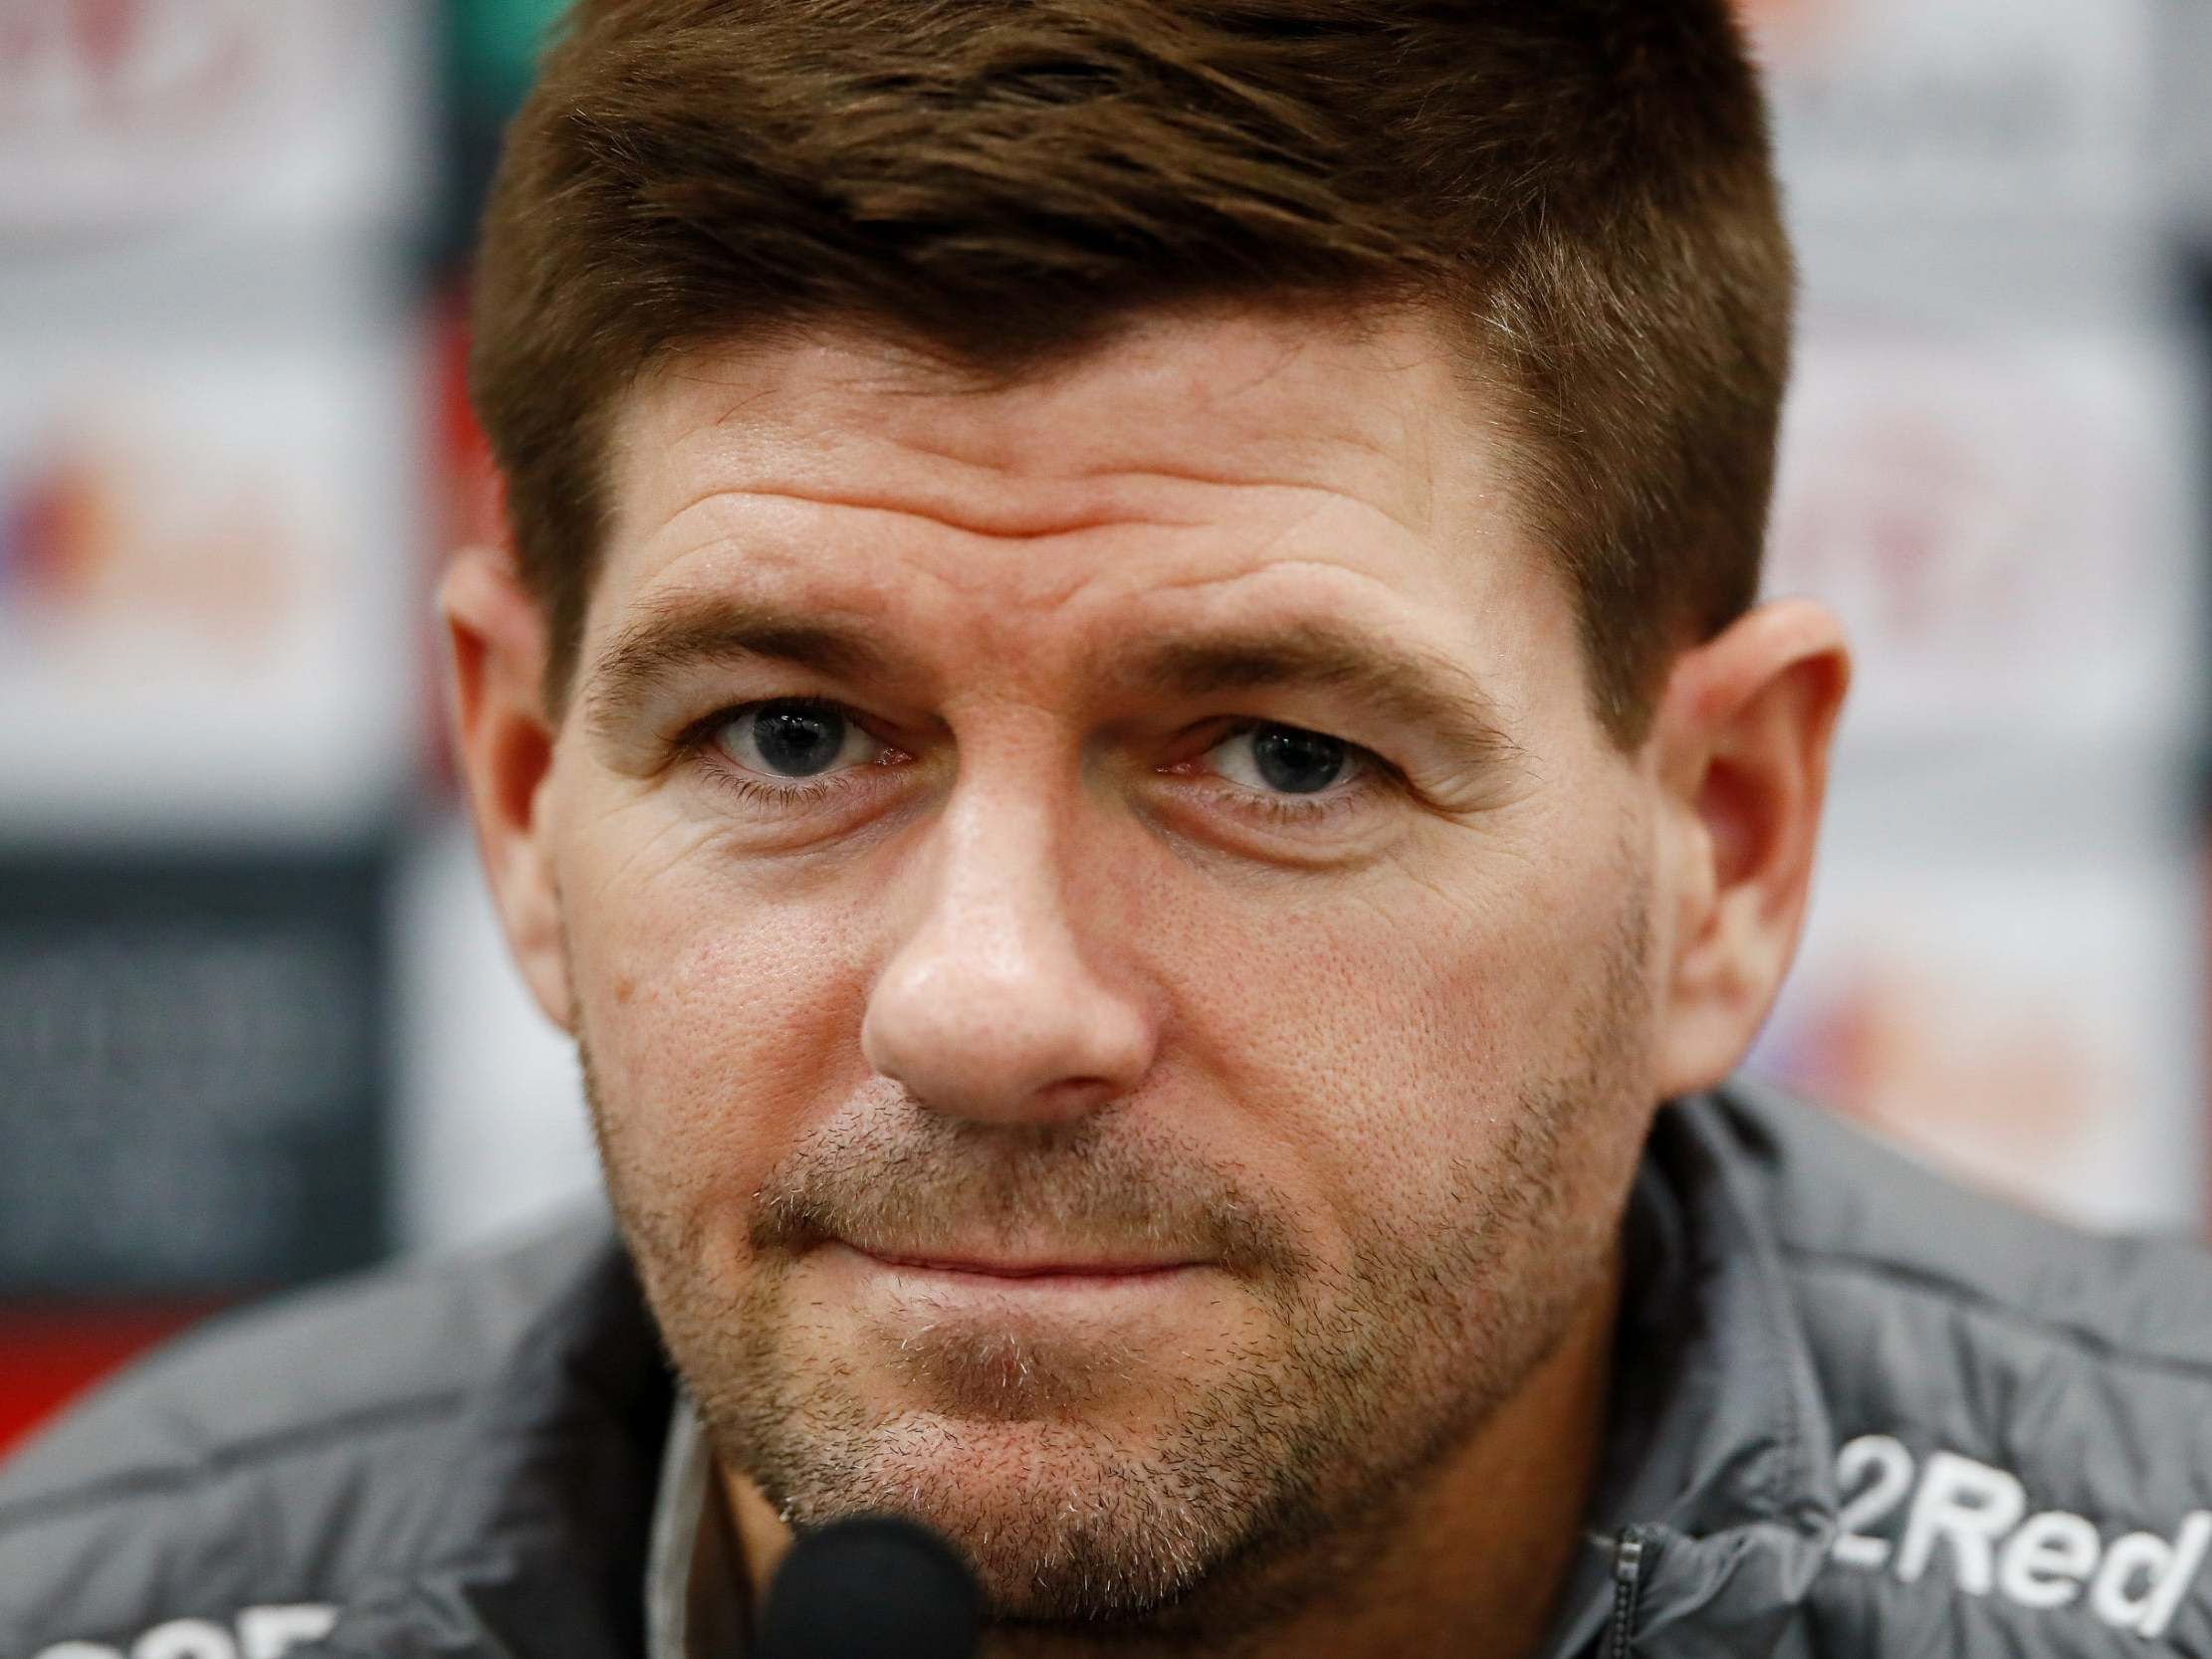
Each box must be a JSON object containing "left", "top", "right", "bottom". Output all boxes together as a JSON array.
[{"left": 444, "top": 307, "right": 1849, "bottom": 1659}]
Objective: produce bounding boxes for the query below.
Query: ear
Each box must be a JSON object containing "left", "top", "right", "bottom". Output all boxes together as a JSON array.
[
  {"left": 439, "top": 544, "right": 574, "bottom": 1032},
  {"left": 1649, "top": 598, "right": 1850, "bottom": 1100}
]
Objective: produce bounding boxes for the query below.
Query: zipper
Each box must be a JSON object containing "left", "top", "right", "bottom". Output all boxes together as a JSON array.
[{"left": 1605, "top": 1526, "right": 1646, "bottom": 1659}]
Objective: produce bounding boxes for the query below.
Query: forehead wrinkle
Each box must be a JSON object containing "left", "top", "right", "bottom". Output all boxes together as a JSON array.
[
  {"left": 646, "top": 478, "right": 1213, "bottom": 550},
  {"left": 631, "top": 454, "right": 1423, "bottom": 552},
  {"left": 625, "top": 334, "right": 1447, "bottom": 544}
]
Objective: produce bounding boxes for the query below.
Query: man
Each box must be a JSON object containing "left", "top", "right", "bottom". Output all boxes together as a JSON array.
[{"left": 6, "top": 2, "right": 2212, "bottom": 1655}]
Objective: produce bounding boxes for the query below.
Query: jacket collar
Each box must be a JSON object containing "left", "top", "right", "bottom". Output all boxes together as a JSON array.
[{"left": 1542, "top": 1092, "right": 1841, "bottom": 1658}]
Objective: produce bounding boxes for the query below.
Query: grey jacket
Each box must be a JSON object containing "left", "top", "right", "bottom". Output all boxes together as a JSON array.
[{"left": 7, "top": 1083, "right": 2212, "bottom": 1658}]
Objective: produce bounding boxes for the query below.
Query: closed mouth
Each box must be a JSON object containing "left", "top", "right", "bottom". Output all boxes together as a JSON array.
[{"left": 855, "top": 1247, "right": 1198, "bottom": 1281}]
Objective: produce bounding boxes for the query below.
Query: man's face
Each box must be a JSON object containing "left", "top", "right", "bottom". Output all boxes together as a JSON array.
[{"left": 548, "top": 310, "right": 1664, "bottom": 1624}]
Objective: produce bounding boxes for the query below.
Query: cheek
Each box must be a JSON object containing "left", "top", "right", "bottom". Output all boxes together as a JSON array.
[
  {"left": 559, "top": 800, "right": 883, "bottom": 1208},
  {"left": 1161, "top": 813, "right": 1646, "bottom": 1243}
]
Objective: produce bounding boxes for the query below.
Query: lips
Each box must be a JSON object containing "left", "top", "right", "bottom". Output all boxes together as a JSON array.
[{"left": 853, "top": 1247, "right": 1197, "bottom": 1281}]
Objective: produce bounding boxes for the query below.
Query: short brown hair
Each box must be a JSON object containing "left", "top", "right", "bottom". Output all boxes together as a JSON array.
[{"left": 471, "top": 0, "right": 1792, "bottom": 743}]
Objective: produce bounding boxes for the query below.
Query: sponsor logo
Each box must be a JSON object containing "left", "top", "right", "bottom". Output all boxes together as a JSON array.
[
  {"left": 0, "top": 2, "right": 380, "bottom": 232},
  {"left": 34, "top": 1604, "right": 336, "bottom": 1659},
  {"left": 0, "top": 1, "right": 259, "bottom": 139},
  {"left": 1834, "top": 1435, "right": 2210, "bottom": 1638},
  {"left": 2, "top": 413, "right": 298, "bottom": 652}
]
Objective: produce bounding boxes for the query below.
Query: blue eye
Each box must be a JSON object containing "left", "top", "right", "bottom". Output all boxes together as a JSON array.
[
  {"left": 714, "top": 701, "right": 878, "bottom": 778},
  {"left": 1209, "top": 723, "right": 1356, "bottom": 794}
]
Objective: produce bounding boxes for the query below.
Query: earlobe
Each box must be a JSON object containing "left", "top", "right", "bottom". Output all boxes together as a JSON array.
[
  {"left": 1651, "top": 600, "right": 1850, "bottom": 1099},
  {"left": 440, "top": 545, "right": 575, "bottom": 1032}
]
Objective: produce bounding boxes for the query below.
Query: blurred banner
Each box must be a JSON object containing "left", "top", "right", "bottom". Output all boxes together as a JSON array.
[
  {"left": 0, "top": 847, "right": 390, "bottom": 1292},
  {"left": 0, "top": 3, "right": 429, "bottom": 237},
  {"left": 1752, "top": 0, "right": 2158, "bottom": 232},
  {"left": 1740, "top": 0, "right": 2209, "bottom": 1232},
  {"left": 0, "top": 1, "right": 437, "bottom": 1441}
]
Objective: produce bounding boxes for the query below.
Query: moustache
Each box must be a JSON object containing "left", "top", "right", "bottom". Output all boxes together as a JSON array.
[{"left": 745, "top": 1104, "right": 1310, "bottom": 1282}]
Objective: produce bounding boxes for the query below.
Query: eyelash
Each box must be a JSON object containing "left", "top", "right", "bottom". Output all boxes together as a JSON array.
[
  {"left": 675, "top": 704, "right": 894, "bottom": 811},
  {"left": 675, "top": 705, "right": 1395, "bottom": 826},
  {"left": 696, "top": 768, "right": 851, "bottom": 810},
  {"left": 1169, "top": 722, "right": 1394, "bottom": 826}
]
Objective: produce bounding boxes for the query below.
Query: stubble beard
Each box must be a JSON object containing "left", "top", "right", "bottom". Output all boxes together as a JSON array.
[{"left": 581, "top": 889, "right": 1652, "bottom": 1653}]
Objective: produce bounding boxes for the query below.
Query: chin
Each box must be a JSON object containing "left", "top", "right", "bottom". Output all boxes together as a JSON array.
[
  {"left": 835, "top": 1414, "right": 1236, "bottom": 1623},
  {"left": 862, "top": 1316, "right": 1180, "bottom": 1424}
]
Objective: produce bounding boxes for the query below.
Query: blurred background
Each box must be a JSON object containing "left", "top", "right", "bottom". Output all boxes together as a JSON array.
[{"left": 0, "top": 0, "right": 2208, "bottom": 1451}]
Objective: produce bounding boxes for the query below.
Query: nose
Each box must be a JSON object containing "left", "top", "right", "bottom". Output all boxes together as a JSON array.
[{"left": 860, "top": 785, "right": 1157, "bottom": 1127}]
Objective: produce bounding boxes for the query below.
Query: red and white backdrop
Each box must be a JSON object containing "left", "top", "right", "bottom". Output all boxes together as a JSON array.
[{"left": 0, "top": 1, "right": 443, "bottom": 1445}]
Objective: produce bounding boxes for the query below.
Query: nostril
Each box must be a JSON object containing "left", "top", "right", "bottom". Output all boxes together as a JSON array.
[{"left": 858, "top": 988, "right": 1147, "bottom": 1126}]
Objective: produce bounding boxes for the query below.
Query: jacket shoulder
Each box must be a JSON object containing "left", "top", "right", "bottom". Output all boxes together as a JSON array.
[
  {"left": 0, "top": 1204, "right": 616, "bottom": 1652},
  {"left": 1721, "top": 1079, "right": 2212, "bottom": 1373},
  {"left": 1712, "top": 1083, "right": 2212, "bottom": 1652}
]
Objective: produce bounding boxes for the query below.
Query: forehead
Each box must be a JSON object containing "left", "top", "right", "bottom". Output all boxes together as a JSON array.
[
  {"left": 588, "top": 307, "right": 1564, "bottom": 697},
  {"left": 611, "top": 309, "right": 1469, "bottom": 537}
]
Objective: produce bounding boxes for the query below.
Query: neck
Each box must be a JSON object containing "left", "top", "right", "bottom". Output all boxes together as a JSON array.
[{"left": 724, "top": 1260, "right": 1620, "bottom": 1659}]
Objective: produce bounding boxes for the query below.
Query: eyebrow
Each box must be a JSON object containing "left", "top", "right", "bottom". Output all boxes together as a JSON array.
[
  {"left": 1121, "top": 623, "right": 1520, "bottom": 764},
  {"left": 585, "top": 595, "right": 891, "bottom": 735},
  {"left": 586, "top": 595, "right": 1519, "bottom": 763}
]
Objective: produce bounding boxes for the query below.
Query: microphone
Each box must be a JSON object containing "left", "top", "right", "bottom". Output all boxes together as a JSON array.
[{"left": 754, "top": 1514, "right": 985, "bottom": 1659}]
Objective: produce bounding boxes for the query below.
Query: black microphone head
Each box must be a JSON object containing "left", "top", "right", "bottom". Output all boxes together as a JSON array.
[{"left": 755, "top": 1514, "right": 984, "bottom": 1659}]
